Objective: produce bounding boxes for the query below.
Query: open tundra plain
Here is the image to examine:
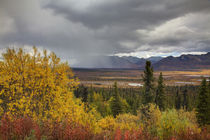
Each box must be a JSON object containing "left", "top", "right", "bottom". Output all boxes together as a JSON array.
[{"left": 73, "top": 68, "right": 210, "bottom": 88}]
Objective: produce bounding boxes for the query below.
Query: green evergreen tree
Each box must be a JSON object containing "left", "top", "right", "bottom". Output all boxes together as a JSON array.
[
  {"left": 88, "top": 85, "right": 94, "bottom": 103},
  {"left": 155, "top": 72, "right": 166, "bottom": 110},
  {"left": 142, "top": 61, "right": 155, "bottom": 104},
  {"left": 207, "top": 78, "right": 210, "bottom": 124},
  {"left": 74, "top": 85, "right": 89, "bottom": 102},
  {"left": 196, "top": 78, "right": 208, "bottom": 126},
  {"left": 182, "top": 87, "right": 189, "bottom": 110},
  {"left": 82, "top": 86, "right": 89, "bottom": 102},
  {"left": 111, "top": 82, "right": 123, "bottom": 117},
  {"left": 208, "top": 78, "right": 210, "bottom": 89},
  {"left": 175, "top": 90, "right": 181, "bottom": 110}
]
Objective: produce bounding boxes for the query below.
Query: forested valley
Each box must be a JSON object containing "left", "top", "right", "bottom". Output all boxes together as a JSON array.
[{"left": 0, "top": 48, "right": 209, "bottom": 140}]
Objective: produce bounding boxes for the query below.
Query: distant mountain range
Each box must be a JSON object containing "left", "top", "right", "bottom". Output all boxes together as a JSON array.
[
  {"left": 121, "top": 56, "right": 163, "bottom": 69},
  {"left": 73, "top": 52, "right": 210, "bottom": 70},
  {"left": 153, "top": 52, "right": 210, "bottom": 70},
  {"left": 73, "top": 55, "right": 163, "bottom": 69}
]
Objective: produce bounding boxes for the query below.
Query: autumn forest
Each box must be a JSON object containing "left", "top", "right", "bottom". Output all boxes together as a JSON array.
[{"left": 0, "top": 48, "right": 208, "bottom": 140}]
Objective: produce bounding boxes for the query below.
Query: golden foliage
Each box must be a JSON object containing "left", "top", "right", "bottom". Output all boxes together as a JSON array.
[
  {"left": 138, "top": 104, "right": 161, "bottom": 128},
  {"left": 97, "top": 114, "right": 141, "bottom": 133},
  {"left": 0, "top": 47, "right": 203, "bottom": 139},
  {"left": 115, "top": 113, "right": 140, "bottom": 131},
  {"left": 0, "top": 47, "right": 79, "bottom": 121},
  {"left": 97, "top": 116, "right": 117, "bottom": 132}
]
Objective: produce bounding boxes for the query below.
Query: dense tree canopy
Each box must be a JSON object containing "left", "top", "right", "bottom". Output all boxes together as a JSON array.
[{"left": 0, "top": 47, "right": 81, "bottom": 120}]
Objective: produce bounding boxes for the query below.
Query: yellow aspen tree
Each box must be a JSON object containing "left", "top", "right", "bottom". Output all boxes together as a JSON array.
[{"left": 0, "top": 47, "right": 81, "bottom": 121}]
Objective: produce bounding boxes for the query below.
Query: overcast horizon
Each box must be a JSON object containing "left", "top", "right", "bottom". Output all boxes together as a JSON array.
[{"left": 0, "top": 0, "right": 210, "bottom": 67}]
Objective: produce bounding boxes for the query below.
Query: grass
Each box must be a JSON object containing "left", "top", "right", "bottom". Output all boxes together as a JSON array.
[{"left": 74, "top": 69, "right": 210, "bottom": 88}]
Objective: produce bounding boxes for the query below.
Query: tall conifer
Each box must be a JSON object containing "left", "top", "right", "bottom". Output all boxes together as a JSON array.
[
  {"left": 207, "top": 78, "right": 210, "bottom": 124},
  {"left": 111, "top": 82, "right": 123, "bottom": 117},
  {"left": 182, "top": 87, "right": 189, "bottom": 110},
  {"left": 196, "top": 78, "right": 208, "bottom": 126},
  {"left": 155, "top": 72, "right": 166, "bottom": 110},
  {"left": 175, "top": 90, "right": 181, "bottom": 109},
  {"left": 142, "top": 61, "right": 155, "bottom": 104}
]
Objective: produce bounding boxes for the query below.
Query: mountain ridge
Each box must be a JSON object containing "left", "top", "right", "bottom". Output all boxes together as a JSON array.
[
  {"left": 72, "top": 52, "right": 210, "bottom": 70},
  {"left": 153, "top": 52, "right": 210, "bottom": 70}
]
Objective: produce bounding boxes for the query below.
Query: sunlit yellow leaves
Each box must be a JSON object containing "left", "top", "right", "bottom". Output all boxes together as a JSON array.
[
  {"left": 115, "top": 113, "right": 140, "bottom": 131},
  {"left": 0, "top": 47, "right": 79, "bottom": 121},
  {"left": 98, "top": 116, "right": 117, "bottom": 132}
]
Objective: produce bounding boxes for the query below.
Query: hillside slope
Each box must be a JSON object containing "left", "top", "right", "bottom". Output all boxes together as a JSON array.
[{"left": 153, "top": 52, "right": 210, "bottom": 70}]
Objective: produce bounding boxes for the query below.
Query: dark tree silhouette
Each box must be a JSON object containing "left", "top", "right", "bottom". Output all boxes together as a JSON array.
[
  {"left": 111, "top": 82, "right": 123, "bottom": 117},
  {"left": 142, "top": 61, "right": 155, "bottom": 104},
  {"left": 196, "top": 78, "right": 208, "bottom": 126},
  {"left": 155, "top": 72, "right": 166, "bottom": 110}
]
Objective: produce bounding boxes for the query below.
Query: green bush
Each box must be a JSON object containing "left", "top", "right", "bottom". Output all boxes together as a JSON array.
[
  {"left": 138, "top": 104, "right": 161, "bottom": 135},
  {"left": 157, "top": 109, "right": 199, "bottom": 139}
]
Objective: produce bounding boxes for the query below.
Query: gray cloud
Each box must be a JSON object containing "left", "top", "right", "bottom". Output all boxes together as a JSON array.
[
  {"left": 0, "top": 0, "right": 210, "bottom": 67},
  {"left": 44, "top": 0, "right": 210, "bottom": 29}
]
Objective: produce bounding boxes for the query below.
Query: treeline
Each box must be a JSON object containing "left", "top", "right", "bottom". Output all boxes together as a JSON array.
[
  {"left": 74, "top": 84, "right": 199, "bottom": 115},
  {"left": 75, "top": 61, "right": 210, "bottom": 126}
]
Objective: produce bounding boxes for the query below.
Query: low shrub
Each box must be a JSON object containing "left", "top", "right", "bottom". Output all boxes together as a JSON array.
[
  {"left": 158, "top": 109, "right": 200, "bottom": 139},
  {"left": 0, "top": 110, "right": 209, "bottom": 140}
]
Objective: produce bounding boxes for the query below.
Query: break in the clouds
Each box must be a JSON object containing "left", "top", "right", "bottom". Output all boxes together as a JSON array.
[{"left": 0, "top": 0, "right": 210, "bottom": 66}]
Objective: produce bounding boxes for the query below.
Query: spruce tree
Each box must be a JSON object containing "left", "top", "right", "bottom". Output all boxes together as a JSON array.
[
  {"left": 88, "top": 85, "right": 94, "bottom": 103},
  {"left": 182, "top": 87, "right": 189, "bottom": 110},
  {"left": 142, "top": 61, "right": 155, "bottom": 104},
  {"left": 74, "top": 85, "right": 89, "bottom": 102},
  {"left": 207, "top": 78, "right": 210, "bottom": 124},
  {"left": 155, "top": 72, "right": 166, "bottom": 110},
  {"left": 175, "top": 90, "right": 181, "bottom": 109},
  {"left": 111, "top": 82, "right": 123, "bottom": 117},
  {"left": 196, "top": 78, "right": 208, "bottom": 126}
]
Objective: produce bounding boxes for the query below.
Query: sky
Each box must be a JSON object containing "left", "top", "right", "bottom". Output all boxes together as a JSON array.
[{"left": 0, "top": 0, "right": 210, "bottom": 67}]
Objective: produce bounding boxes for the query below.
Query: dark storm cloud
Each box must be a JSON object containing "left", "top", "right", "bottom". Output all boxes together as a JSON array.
[
  {"left": 44, "top": 0, "right": 210, "bottom": 29},
  {"left": 0, "top": 0, "right": 210, "bottom": 66}
]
